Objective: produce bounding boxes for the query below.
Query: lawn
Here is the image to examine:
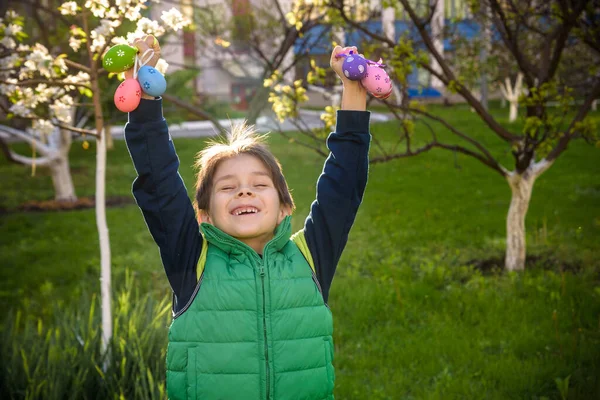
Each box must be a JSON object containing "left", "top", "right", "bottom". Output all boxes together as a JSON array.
[{"left": 1, "top": 103, "right": 599, "bottom": 399}]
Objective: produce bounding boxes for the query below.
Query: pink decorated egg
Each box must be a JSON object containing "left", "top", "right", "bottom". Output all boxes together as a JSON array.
[
  {"left": 114, "top": 78, "right": 142, "bottom": 112},
  {"left": 360, "top": 64, "right": 392, "bottom": 97},
  {"left": 373, "top": 85, "right": 393, "bottom": 100}
]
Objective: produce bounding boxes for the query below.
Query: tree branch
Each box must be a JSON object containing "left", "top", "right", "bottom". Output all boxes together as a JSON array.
[
  {"left": 0, "top": 79, "right": 91, "bottom": 89},
  {"left": 546, "top": 77, "right": 600, "bottom": 161},
  {"left": 489, "top": 0, "right": 537, "bottom": 86},
  {"left": 0, "top": 136, "right": 58, "bottom": 166},
  {"left": 0, "top": 124, "right": 55, "bottom": 155},
  {"left": 64, "top": 59, "right": 91, "bottom": 73}
]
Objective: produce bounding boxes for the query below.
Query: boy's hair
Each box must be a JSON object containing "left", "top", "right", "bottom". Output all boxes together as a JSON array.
[{"left": 194, "top": 122, "right": 295, "bottom": 215}]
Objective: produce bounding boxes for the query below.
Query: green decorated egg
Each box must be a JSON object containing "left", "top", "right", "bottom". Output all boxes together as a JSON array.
[{"left": 102, "top": 44, "right": 137, "bottom": 73}]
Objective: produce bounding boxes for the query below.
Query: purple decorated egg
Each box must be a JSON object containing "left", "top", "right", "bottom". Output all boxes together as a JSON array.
[
  {"left": 342, "top": 52, "right": 368, "bottom": 81},
  {"left": 114, "top": 78, "right": 142, "bottom": 112}
]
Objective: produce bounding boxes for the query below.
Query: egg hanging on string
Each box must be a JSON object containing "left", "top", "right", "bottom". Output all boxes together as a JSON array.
[
  {"left": 102, "top": 44, "right": 137, "bottom": 73},
  {"left": 114, "top": 78, "right": 142, "bottom": 112},
  {"left": 137, "top": 65, "right": 167, "bottom": 97}
]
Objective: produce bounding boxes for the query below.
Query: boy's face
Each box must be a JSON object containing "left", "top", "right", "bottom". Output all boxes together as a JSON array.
[{"left": 201, "top": 154, "right": 290, "bottom": 251}]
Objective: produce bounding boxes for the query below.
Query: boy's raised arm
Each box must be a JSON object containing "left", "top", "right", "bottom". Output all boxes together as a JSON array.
[
  {"left": 123, "top": 36, "right": 201, "bottom": 313},
  {"left": 303, "top": 46, "right": 371, "bottom": 304}
]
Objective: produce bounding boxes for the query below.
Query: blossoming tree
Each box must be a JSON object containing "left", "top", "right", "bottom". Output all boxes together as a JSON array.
[
  {"left": 0, "top": 0, "right": 190, "bottom": 355},
  {"left": 267, "top": 0, "right": 600, "bottom": 271}
]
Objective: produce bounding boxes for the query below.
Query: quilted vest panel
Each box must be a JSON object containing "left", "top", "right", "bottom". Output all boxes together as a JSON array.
[{"left": 166, "top": 217, "right": 335, "bottom": 400}]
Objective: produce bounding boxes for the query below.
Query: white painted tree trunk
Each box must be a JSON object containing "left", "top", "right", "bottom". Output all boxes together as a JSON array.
[
  {"left": 505, "top": 159, "right": 553, "bottom": 271},
  {"left": 96, "top": 129, "right": 112, "bottom": 356},
  {"left": 0, "top": 125, "right": 77, "bottom": 202},
  {"left": 430, "top": 0, "right": 445, "bottom": 92},
  {"left": 509, "top": 102, "right": 518, "bottom": 123},
  {"left": 50, "top": 156, "right": 77, "bottom": 201},
  {"left": 50, "top": 128, "right": 76, "bottom": 201},
  {"left": 500, "top": 73, "right": 523, "bottom": 123}
]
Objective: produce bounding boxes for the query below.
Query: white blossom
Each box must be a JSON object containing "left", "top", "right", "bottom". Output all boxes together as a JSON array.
[
  {"left": 21, "top": 88, "right": 39, "bottom": 108},
  {"left": 32, "top": 119, "right": 55, "bottom": 137},
  {"left": 85, "top": 0, "right": 109, "bottom": 18},
  {"left": 155, "top": 58, "right": 169, "bottom": 74},
  {"left": 64, "top": 71, "right": 91, "bottom": 85},
  {"left": 0, "top": 53, "right": 19, "bottom": 69},
  {"left": 136, "top": 17, "right": 165, "bottom": 37},
  {"left": 110, "top": 35, "right": 129, "bottom": 46},
  {"left": 69, "top": 36, "right": 83, "bottom": 52},
  {"left": 17, "top": 43, "right": 30, "bottom": 52},
  {"left": 124, "top": 5, "right": 143, "bottom": 22},
  {"left": 1, "top": 36, "right": 17, "bottom": 49},
  {"left": 4, "top": 23, "right": 22, "bottom": 37},
  {"left": 90, "top": 28, "right": 107, "bottom": 53},
  {"left": 9, "top": 103, "right": 32, "bottom": 117},
  {"left": 5, "top": 10, "right": 20, "bottom": 20},
  {"left": 50, "top": 95, "right": 74, "bottom": 124},
  {"left": 160, "top": 8, "right": 190, "bottom": 32},
  {"left": 58, "top": 2, "right": 78, "bottom": 16},
  {"left": 24, "top": 44, "right": 53, "bottom": 78},
  {"left": 105, "top": 7, "right": 120, "bottom": 20}
]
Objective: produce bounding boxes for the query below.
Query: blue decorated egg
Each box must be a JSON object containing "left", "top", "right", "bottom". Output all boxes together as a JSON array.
[
  {"left": 342, "top": 51, "right": 367, "bottom": 81},
  {"left": 137, "top": 65, "right": 167, "bottom": 97}
]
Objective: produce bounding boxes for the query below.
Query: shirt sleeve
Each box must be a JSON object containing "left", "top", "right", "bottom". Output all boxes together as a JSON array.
[
  {"left": 124, "top": 97, "right": 202, "bottom": 313},
  {"left": 303, "top": 110, "right": 371, "bottom": 303}
]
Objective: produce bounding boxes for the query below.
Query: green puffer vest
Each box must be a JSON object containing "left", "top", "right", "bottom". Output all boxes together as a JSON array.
[{"left": 166, "top": 216, "right": 335, "bottom": 400}]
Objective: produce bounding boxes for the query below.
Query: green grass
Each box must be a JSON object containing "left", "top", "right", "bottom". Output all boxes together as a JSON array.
[{"left": 1, "top": 103, "right": 599, "bottom": 399}]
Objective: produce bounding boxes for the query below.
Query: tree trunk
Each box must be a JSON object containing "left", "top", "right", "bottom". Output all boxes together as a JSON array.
[
  {"left": 96, "top": 128, "right": 112, "bottom": 358},
  {"left": 50, "top": 155, "right": 77, "bottom": 202},
  {"left": 505, "top": 172, "right": 535, "bottom": 271},
  {"left": 84, "top": 5, "right": 112, "bottom": 359},
  {"left": 509, "top": 101, "right": 518, "bottom": 122},
  {"left": 105, "top": 125, "right": 114, "bottom": 150},
  {"left": 49, "top": 127, "right": 76, "bottom": 202},
  {"left": 430, "top": 0, "right": 445, "bottom": 92},
  {"left": 505, "top": 158, "right": 553, "bottom": 271}
]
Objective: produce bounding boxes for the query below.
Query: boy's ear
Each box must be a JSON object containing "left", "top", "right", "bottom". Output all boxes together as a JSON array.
[
  {"left": 278, "top": 204, "right": 292, "bottom": 223},
  {"left": 199, "top": 209, "right": 212, "bottom": 224}
]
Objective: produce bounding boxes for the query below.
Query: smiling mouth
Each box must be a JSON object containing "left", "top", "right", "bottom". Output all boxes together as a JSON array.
[{"left": 231, "top": 206, "right": 259, "bottom": 216}]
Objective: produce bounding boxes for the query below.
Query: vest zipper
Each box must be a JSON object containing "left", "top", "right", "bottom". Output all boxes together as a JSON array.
[{"left": 260, "top": 264, "right": 270, "bottom": 399}]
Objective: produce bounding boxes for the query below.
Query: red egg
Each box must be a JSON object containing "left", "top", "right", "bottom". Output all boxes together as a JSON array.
[{"left": 114, "top": 78, "right": 142, "bottom": 112}]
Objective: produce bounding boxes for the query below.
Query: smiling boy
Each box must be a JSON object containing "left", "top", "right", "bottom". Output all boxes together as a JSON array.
[{"left": 125, "top": 36, "right": 371, "bottom": 400}]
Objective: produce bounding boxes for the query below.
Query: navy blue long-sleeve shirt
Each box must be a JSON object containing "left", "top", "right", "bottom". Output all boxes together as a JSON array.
[{"left": 125, "top": 98, "right": 370, "bottom": 312}]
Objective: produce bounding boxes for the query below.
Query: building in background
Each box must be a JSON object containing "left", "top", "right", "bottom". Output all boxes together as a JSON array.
[{"left": 153, "top": 0, "right": 478, "bottom": 106}]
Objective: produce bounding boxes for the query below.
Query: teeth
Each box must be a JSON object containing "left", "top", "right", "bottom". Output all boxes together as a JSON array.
[{"left": 233, "top": 207, "right": 258, "bottom": 216}]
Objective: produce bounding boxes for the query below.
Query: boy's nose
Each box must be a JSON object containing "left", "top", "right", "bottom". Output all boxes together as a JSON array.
[{"left": 236, "top": 188, "right": 254, "bottom": 197}]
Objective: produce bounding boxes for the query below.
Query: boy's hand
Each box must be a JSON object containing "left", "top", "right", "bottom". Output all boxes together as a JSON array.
[
  {"left": 330, "top": 46, "right": 362, "bottom": 88},
  {"left": 330, "top": 46, "right": 367, "bottom": 111},
  {"left": 123, "top": 35, "right": 162, "bottom": 99}
]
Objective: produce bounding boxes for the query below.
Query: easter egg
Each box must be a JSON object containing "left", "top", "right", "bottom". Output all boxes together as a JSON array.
[
  {"left": 137, "top": 65, "right": 167, "bottom": 97},
  {"left": 361, "top": 64, "right": 392, "bottom": 97},
  {"left": 102, "top": 44, "right": 137, "bottom": 73},
  {"left": 114, "top": 78, "right": 142, "bottom": 112},
  {"left": 342, "top": 52, "right": 368, "bottom": 81}
]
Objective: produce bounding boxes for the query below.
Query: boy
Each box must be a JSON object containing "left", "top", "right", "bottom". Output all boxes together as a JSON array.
[{"left": 125, "top": 36, "right": 371, "bottom": 400}]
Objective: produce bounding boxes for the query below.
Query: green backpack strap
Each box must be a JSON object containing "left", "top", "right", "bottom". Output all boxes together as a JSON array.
[
  {"left": 196, "top": 235, "right": 209, "bottom": 282},
  {"left": 197, "top": 230, "right": 315, "bottom": 282},
  {"left": 291, "top": 229, "right": 316, "bottom": 274}
]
